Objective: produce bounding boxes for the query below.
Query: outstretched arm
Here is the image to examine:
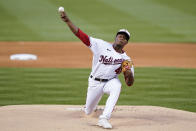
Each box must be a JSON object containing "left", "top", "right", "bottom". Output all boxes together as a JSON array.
[
  {"left": 60, "top": 11, "right": 78, "bottom": 35},
  {"left": 59, "top": 9, "right": 90, "bottom": 46}
]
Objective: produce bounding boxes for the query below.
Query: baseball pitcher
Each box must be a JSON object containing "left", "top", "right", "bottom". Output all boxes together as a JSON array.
[{"left": 59, "top": 8, "right": 134, "bottom": 129}]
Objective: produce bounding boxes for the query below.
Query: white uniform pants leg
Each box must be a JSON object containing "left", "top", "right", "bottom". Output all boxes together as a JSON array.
[
  {"left": 100, "top": 78, "right": 121, "bottom": 119},
  {"left": 85, "top": 79, "right": 104, "bottom": 115}
]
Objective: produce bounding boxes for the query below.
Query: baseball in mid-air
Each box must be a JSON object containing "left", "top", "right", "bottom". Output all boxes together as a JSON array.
[{"left": 58, "top": 7, "right": 64, "bottom": 13}]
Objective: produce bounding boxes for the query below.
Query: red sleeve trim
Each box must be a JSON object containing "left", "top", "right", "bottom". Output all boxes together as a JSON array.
[{"left": 75, "top": 28, "right": 91, "bottom": 47}]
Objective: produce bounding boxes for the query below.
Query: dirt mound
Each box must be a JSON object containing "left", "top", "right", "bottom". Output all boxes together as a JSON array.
[{"left": 0, "top": 105, "right": 195, "bottom": 131}]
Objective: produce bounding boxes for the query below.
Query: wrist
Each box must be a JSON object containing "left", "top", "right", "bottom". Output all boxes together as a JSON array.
[
  {"left": 65, "top": 19, "right": 69, "bottom": 22},
  {"left": 61, "top": 15, "right": 70, "bottom": 22},
  {"left": 64, "top": 17, "right": 70, "bottom": 22},
  {"left": 64, "top": 18, "right": 70, "bottom": 22}
]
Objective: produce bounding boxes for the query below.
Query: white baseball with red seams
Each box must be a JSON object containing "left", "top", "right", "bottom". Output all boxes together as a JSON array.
[{"left": 84, "top": 36, "right": 134, "bottom": 120}]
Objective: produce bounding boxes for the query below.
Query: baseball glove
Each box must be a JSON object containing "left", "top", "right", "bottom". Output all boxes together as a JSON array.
[{"left": 121, "top": 60, "right": 133, "bottom": 73}]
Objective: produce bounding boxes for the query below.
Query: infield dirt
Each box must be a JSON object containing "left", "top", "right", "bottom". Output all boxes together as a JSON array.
[{"left": 0, "top": 42, "right": 196, "bottom": 68}]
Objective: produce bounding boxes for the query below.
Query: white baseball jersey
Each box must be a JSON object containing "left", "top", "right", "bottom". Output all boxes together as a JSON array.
[
  {"left": 75, "top": 29, "right": 134, "bottom": 120},
  {"left": 89, "top": 37, "right": 131, "bottom": 80}
]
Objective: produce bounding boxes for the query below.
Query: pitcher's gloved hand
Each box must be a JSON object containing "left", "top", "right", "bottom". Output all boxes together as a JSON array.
[
  {"left": 122, "top": 60, "right": 134, "bottom": 86},
  {"left": 121, "top": 60, "right": 133, "bottom": 73}
]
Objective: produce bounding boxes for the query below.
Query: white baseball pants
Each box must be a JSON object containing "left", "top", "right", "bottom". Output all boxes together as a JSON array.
[{"left": 84, "top": 77, "right": 121, "bottom": 120}]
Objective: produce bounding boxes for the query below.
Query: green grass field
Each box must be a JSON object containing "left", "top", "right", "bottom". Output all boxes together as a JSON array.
[
  {"left": 0, "top": 67, "right": 196, "bottom": 112},
  {"left": 0, "top": 0, "right": 196, "bottom": 42}
]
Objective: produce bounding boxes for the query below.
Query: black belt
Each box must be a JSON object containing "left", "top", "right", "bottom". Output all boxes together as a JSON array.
[{"left": 90, "top": 75, "right": 109, "bottom": 82}]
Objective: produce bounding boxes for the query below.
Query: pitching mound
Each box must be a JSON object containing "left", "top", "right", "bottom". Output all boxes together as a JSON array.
[{"left": 0, "top": 105, "right": 196, "bottom": 131}]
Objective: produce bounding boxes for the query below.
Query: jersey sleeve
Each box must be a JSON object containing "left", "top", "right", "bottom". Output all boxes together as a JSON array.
[
  {"left": 75, "top": 28, "right": 90, "bottom": 47},
  {"left": 122, "top": 53, "right": 131, "bottom": 62},
  {"left": 89, "top": 36, "right": 105, "bottom": 54},
  {"left": 75, "top": 28, "right": 103, "bottom": 54}
]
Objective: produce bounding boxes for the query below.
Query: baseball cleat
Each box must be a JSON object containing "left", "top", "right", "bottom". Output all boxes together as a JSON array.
[{"left": 97, "top": 118, "right": 112, "bottom": 129}]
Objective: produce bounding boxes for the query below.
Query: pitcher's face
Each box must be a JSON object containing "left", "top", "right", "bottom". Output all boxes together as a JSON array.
[{"left": 115, "top": 34, "right": 128, "bottom": 47}]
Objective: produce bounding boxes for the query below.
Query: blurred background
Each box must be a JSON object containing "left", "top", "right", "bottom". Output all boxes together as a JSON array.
[{"left": 0, "top": 0, "right": 196, "bottom": 42}]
